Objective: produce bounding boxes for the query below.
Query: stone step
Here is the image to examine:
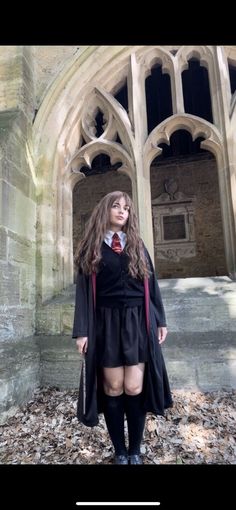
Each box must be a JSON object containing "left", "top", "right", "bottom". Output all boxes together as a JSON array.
[
  {"left": 36, "top": 276, "right": 236, "bottom": 335},
  {"left": 37, "top": 331, "right": 236, "bottom": 392}
]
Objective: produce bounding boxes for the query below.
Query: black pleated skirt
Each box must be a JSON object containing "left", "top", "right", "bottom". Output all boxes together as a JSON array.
[{"left": 96, "top": 305, "right": 148, "bottom": 368}]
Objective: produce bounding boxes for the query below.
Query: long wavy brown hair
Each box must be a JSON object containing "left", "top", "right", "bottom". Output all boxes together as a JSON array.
[{"left": 74, "top": 191, "right": 150, "bottom": 278}]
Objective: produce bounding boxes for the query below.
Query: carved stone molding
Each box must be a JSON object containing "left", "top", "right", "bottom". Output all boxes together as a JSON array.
[
  {"left": 152, "top": 179, "right": 197, "bottom": 260},
  {"left": 156, "top": 243, "right": 196, "bottom": 262}
]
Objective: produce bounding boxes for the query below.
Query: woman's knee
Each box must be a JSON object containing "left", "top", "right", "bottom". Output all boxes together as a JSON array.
[
  {"left": 103, "top": 367, "right": 124, "bottom": 395},
  {"left": 103, "top": 380, "right": 124, "bottom": 396},
  {"left": 124, "top": 364, "right": 144, "bottom": 395},
  {"left": 103, "top": 376, "right": 124, "bottom": 396},
  {"left": 124, "top": 383, "right": 143, "bottom": 396}
]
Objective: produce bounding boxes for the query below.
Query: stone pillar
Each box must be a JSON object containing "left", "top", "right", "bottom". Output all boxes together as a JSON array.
[
  {"left": 0, "top": 46, "right": 39, "bottom": 423},
  {"left": 213, "top": 46, "right": 236, "bottom": 280},
  {"left": 172, "top": 59, "right": 185, "bottom": 114},
  {"left": 128, "top": 53, "right": 155, "bottom": 262}
]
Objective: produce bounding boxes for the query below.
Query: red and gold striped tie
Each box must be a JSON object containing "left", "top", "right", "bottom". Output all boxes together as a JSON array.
[{"left": 111, "top": 233, "right": 122, "bottom": 254}]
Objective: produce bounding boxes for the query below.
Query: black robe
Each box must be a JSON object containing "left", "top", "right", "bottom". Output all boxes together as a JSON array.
[{"left": 72, "top": 246, "right": 173, "bottom": 427}]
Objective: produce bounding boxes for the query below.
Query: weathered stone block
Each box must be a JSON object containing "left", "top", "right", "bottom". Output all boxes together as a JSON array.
[
  {"left": 0, "top": 261, "right": 20, "bottom": 306},
  {"left": 0, "top": 337, "right": 40, "bottom": 424},
  {"left": 37, "top": 335, "right": 81, "bottom": 389},
  {"left": 165, "top": 360, "right": 198, "bottom": 390},
  {"left": 1, "top": 180, "right": 36, "bottom": 241},
  {"left": 0, "top": 226, "right": 7, "bottom": 260},
  {"left": 197, "top": 360, "right": 236, "bottom": 391},
  {"left": 36, "top": 307, "right": 61, "bottom": 335},
  {"left": 8, "top": 236, "right": 34, "bottom": 264},
  {"left": 61, "top": 306, "right": 75, "bottom": 335},
  {"left": 0, "top": 306, "right": 35, "bottom": 341}
]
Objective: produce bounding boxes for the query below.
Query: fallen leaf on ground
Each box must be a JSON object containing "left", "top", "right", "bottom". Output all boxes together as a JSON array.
[{"left": 0, "top": 388, "right": 235, "bottom": 464}]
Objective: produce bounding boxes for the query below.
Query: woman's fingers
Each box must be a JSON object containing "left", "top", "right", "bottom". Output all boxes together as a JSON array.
[
  {"left": 158, "top": 327, "right": 168, "bottom": 344},
  {"left": 76, "top": 337, "right": 88, "bottom": 354}
]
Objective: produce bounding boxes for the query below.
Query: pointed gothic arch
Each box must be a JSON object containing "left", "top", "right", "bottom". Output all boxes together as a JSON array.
[{"left": 32, "top": 46, "right": 236, "bottom": 303}]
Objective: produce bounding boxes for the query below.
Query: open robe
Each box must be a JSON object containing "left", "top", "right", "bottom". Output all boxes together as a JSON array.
[{"left": 73, "top": 247, "right": 173, "bottom": 427}]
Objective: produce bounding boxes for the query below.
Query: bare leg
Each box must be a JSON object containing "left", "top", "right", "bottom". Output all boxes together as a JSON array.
[
  {"left": 103, "top": 366, "right": 124, "bottom": 396},
  {"left": 124, "top": 363, "right": 145, "bottom": 395}
]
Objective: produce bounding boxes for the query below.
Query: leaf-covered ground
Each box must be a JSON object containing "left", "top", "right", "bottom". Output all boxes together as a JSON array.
[{"left": 0, "top": 388, "right": 235, "bottom": 464}]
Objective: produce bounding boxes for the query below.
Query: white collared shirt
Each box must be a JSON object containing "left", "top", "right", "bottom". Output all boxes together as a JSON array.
[{"left": 104, "top": 230, "right": 127, "bottom": 250}]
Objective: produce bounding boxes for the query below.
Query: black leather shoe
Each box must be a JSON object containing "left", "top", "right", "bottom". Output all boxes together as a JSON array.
[
  {"left": 129, "top": 454, "right": 143, "bottom": 465},
  {"left": 114, "top": 454, "right": 129, "bottom": 465}
]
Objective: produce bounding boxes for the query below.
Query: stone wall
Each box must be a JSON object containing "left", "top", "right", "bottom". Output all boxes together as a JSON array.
[
  {"left": 0, "top": 47, "right": 39, "bottom": 423},
  {"left": 151, "top": 154, "right": 227, "bottom": 278},
  {"left": 32, "top": 46, "right": 77, "bottom": 109},
  {"left": 0, "top": 47, "right": 36, "bottom": 342}
]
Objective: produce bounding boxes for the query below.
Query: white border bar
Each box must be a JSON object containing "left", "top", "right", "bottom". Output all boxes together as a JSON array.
[{"left": 76, "top": 503, "right": 160, "bottom": 506}]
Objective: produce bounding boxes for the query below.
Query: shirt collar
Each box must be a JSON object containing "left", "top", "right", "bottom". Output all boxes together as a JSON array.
[{"left": 105, "top": 230, "right": 127, "bottom": 242}]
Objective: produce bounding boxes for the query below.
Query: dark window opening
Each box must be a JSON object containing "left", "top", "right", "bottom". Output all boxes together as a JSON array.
[
  {"left": 155, "top": 129, "right": 205, "bottom": 161},
  {"left": 115, "top": 133, "right": 122, "bottom": 144},
  {"left": 95, "top": 109, "right": 105, "bottom": 137},
  {"left": 182, "top": 58, "right": 213, "bottom": 123},
  {"left": 80, "top": 153, "right": 122, "bottom": 176},
  {"left": 145, "top": 64, "right": 173, "bottom": 133},
  {"left": 79, "top": 136, "right": 87, "bottom": 148},
  {"left": 114, "top": 81, "right": 128, "bottom": 113},
  {"left": 228, "top": 62, "right": 236, "bottom": 94}
]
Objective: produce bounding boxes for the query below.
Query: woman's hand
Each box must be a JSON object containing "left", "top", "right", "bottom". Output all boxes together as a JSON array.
[
  {"left": 158, "top": 327, "right": 168, "bottom": 344},
  {"left": 76, "top": 337, "right": 88, "bottom": 354}
]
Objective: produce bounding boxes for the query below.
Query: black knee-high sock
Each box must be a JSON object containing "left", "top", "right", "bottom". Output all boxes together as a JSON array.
[
  {"left": 103, "top": 394, "right": 127, "bottom": 455},
  {"left": 124, "top": 393, "right": 146, "bottom": 455}
]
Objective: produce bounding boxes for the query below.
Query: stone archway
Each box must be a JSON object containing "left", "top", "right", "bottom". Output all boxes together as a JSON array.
[
  {"left": 32, "top": 47, "right": 139, "bottom": 303},
  {"left": 32, "top": 46, "right": 236, "bottom": 308},
  {"left": 143, "top": 113, "right": 235, "bottom": 279},
  {"left": 32, "top": 47, "right": 154, "bottom": 303}
]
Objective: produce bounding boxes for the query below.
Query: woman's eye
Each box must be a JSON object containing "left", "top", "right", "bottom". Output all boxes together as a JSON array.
[{"left": 112, "top": 204, "right": 129, "bottom": 211}]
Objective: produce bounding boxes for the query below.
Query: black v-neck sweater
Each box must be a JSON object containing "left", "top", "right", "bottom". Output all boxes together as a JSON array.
[{"left": 96, "top": 242, "right": 144, "bottom": 308}]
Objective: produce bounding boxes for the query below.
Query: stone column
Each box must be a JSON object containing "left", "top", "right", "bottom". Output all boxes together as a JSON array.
[
  {"left": 128, "top": 53, "right": 154, "bottom": 262},
  {"left": 213, "top": 46, "right": 236, "bottom": 280},
  {"left": 0, "top": 46, "right": 39, "bottom": 424},
  {"left": 0, "top": 46, "right": 36, "bottom": 337}
]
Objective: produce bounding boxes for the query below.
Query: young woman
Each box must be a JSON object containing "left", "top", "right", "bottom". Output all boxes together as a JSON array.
[{"left": 72, "top": 191, "right": 172, "bottom": 464}]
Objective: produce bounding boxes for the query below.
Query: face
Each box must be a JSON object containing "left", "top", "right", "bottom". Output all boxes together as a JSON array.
[{"left": 109, "top": 196, "right": 129, "bottom": 231}]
